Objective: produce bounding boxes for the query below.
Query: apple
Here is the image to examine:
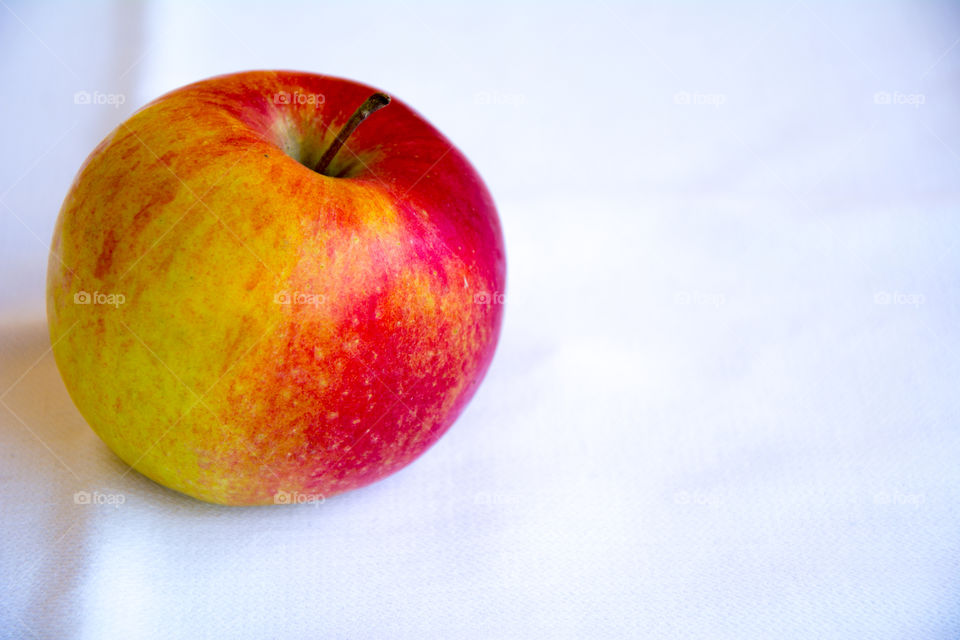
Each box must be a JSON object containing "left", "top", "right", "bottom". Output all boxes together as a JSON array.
[{"left": 47, "top": 70, "right": 505, "bottom": 505}]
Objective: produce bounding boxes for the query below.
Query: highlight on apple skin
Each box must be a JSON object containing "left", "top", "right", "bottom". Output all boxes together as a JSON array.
[{"left": 47, "top": 70, "right": 506, "bottom": 506}]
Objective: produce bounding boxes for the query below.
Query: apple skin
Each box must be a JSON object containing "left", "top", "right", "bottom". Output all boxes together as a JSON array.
[{"left": 47, "top": 71, "right": 505, "bottom": 505}]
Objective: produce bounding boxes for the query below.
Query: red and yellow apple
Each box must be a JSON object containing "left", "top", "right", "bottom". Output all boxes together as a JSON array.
[{"left": 47, "top": 70, "right": 505, "bottom": 505}]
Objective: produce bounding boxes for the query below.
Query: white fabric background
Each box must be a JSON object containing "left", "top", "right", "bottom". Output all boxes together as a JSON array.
[{"left": 2, "top": 1, "right": 959, "bottom": 638}]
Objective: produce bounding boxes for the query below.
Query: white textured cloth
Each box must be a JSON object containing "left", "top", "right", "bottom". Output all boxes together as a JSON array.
[{"left": 2, "top": 1, "right": 959, "bottom": 638}]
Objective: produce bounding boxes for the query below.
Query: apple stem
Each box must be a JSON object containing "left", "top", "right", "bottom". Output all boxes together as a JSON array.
[{"left": 314, "top": 92, "right": 391, "bottom": 175}]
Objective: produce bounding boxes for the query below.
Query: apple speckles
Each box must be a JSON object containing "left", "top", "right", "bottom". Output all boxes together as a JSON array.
[
  {"left": 93, "top": 228, "right": 118, "bottom": 279},
  {"left": 326, "top": 411, "right": 338, "bottom": 421}
]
